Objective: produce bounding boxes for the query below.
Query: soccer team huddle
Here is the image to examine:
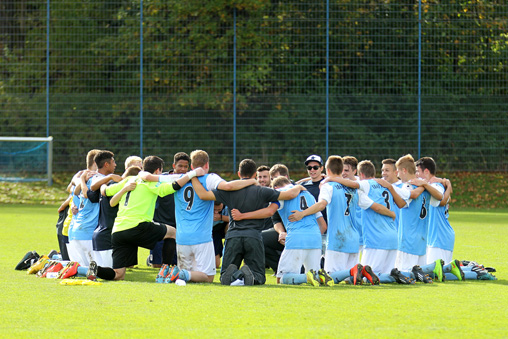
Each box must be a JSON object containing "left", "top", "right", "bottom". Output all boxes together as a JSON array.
[{"left": 19, "top": 149, "right": 497, "bottom": 285}]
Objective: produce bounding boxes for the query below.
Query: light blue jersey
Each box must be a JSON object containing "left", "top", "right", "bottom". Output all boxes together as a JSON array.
[
  {"left": 427, "top": 183, "right": 454, "bottom": 251},
  {"left": 349, "top": 190, "right": 363, "bottom": 247},
  {"left": 358, "top": 179, "right": 398, "bottom": 250},
  {"left": 67, "top": 191, "right": 81, "bottom": 240},
  {"left": 320, "top": 182, "right": 359, "bottom": 254},
  {"left": 69, "top": 174, "right": 101, "bottom": 241},
  {"left": 398, "top": 185, "right": 431, "bottom": 256},
  {"left": 165, "top": 173, "right": 223, "bottom": 246},
  {"left": 276, "top": 185, "right": 321, "bottom": 250},
  {"left": 392, "top": 181, "right": 404, "bottom": 230}
]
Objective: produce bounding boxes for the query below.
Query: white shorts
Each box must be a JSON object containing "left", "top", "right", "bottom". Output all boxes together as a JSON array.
[
  {"left": 395, "top": 251, "right": 427, "bottom": 272},
  {"left": 276, "top": 249, "right": 321, "bottom": 278},
  {"left": 68, "top": 240, "right": 94, "bottom": 266},
  {"left": 359, "top": 245, "right": 365, "bottom": 260},
  {"left": 93, "top": 249, "right": 113, "bottom": 268},
  {"left": 361, "top": 248, "right": 397, "bottom": 275},
  {"left": 177, "top": 241, "right": 216, "bottom": 276},
  {"left": 324, "top": 250, "right": 359, "bottom": 273},
  {"left": 426, "top": 247, "right": 453, "bottom": 264}
]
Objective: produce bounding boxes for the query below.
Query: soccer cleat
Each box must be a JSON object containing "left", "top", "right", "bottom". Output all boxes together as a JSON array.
[
  {"left": 15, "top": 251, "right": 40, "bottom": 270},
  {"left": 42, "top": 262, "right": 63, "bottom": 278},
  {"left": 165, "top": 266, "right": 180, "bottom": 283},
  {"left": 87, "top": 261, "right": 98, "bottom": 281},
  {"left": 476, "top": 272, "right": 497, "bottom": 281},
  {"left": 318, "top": 269, "right": 335, "bottom": 287},
  {"left": 27, "top": 255, "right": 49, "bottom": 274},
  {"left": 37, "top": 261, "right": 55, "bottom": 278},
  {"left": 155, "top": 264, "right": 170, "bottom": 283},
  {"left": 361, "top": 265, "right": 380, "bottom": 285},
  {"left": 306, "top": 269, "right": 320, "bottom": 287},
  {"left": 58, "top": 261, "right": 80, "bottom": 279},
  {"left": 240, "top": 265, "right": 255, "bottom": 286},
  {"left": 449, "top": 259, "right": 465, "bottom": 281},
  {"left": 390, "top": 268, "right": 415, "bottom": 285},
  {"left": 412, "top": 265, "right": 433, "bottom": 283},
  {"left": 47, "top": 249, "right": 59, "bottom": 259},
  {"left": 432, "top": 259, "right": 445, "bottom": 282},
  {"left": 349, "top": 264, "right": 363, "bottom": 285},
  {"left": 220, "top": 264, "right": 238, "bottom": 285}
]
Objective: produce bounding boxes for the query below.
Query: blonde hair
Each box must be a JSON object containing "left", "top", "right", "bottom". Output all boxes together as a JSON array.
[
  {"left": 86, "top": 149, "right": 101, "bottom": 170},
  {"left": 271, "top": 176, "right": 290, "bottom": 188},
  {"left": 396, "top": 154, "right": 416, "bottom": 175},
  {"left": 190, "top": 150, "right": 209, "bottom": 168},
  {"left": 124, "top": 155, "right": 142, "bottom": 170}
]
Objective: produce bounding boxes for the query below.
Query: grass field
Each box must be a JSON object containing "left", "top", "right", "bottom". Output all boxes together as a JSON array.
[{"left": 1, "top": 204, "right": 507, "bottom": 338}]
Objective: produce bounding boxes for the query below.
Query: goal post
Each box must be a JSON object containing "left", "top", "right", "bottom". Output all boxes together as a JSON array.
[{"left": 0, "top": 136, "right": 53, "bottom": 186}]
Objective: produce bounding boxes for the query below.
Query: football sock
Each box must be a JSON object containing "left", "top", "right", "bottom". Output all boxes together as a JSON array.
[
  {"left": 330, "top": 270, "right": 350, "bottom": 283},
  {"left": 77, "top": 266, "right": 88, "bottom": 277},
  {"left": 179, "top": 269, "right": 190, "bottom": 282},
  {"left": 281, "top": 273, "right": 307, "bottom": 285},
  {"left": 378, "top": 273, "right": 396, "bottom": 283},
  {"left": 420, "top": 262, "right": 436, "bottom": 275},
  {"left": 445, "top": 271, "right": 477, "bottom": 280},
  {"left": 162, "top": 238, "right": 176, "bottom": 265},
  {"left": 97, "top": 266, "right": 116, "bottom": 280},
  {"left": 443, "top": 263, "right": 452, "bottom": 273},
  {"left": 400, "top": 270, "right": 414, "bottom": 279}
]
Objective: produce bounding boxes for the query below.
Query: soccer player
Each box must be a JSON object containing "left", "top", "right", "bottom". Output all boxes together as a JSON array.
[
  {"left": 233, "top": 176, "right": 329, "bottom": 286},
  {"left": 68, "top": 150, "right": 108, "bottom": 266},
  {"left": 261, "top": 163, "right": 293, "bottom": 273},
  {"left": 87, "top": 155, "right": 202, "bottom": 281},
  {"left": 392, "top": 154, "right": 443, "bottom": 273},
  {"left": 341, "top": 156, "right": 363, "bottom": 255},
  {"left": 191, "top": 159, "right": 305, "bottom": 286},
  {"left": 140, "top": 150, "right": 256, "bottom": 283},
  {"left": 415, "top": 157, "right": 455, "bottom": 264},
  {"left": 148, "top": 152, "right": 191, "bottom": 268},
  {"left": 212, "top": 201, "right": 229, "bottom": 268}
]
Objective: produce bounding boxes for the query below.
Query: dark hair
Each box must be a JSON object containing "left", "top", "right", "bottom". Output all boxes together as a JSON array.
[
  {"left": 382, "top": 158, "right": 396, "bottom": 166},
  {"left": 143, "top": 156, "right": 164, "bottom": 174},
  {"left": 94, "top": 150, "right": 114, "bottom": 169},
  {"left": 257, "top": 165, "right": 270, "bottom": 172},
  {"left": 358, "top": 160, "right": 375, "bottom": 178},
  {"left": 343, "top": 156, "right": 358, "bottom": 170},
  {"left": 326, "top": 156, "right": 343, "bottom": 175},
  {"left": 239, "top": 159, "right": 257, "bottom": 178},
  {"left": 415, "top": 157, "right": 436, "bottom": 175},
  {"left": 174, "top": 152, "right": 190, "bottom": 164},
  {"left": 124, "top": 165, "right": 142, "bottom": 177}
]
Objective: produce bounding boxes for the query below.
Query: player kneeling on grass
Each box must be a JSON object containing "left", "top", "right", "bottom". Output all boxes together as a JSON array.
[
  {"left": 86, "top": 156, "right": 204, "bottom": 281},
  {"left": 232, "top": 176, "right": 331, "bottom": 287}
]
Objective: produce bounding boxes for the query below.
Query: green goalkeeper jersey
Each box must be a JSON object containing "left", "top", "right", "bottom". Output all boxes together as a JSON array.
[{"left": 105, "top": 176, "right": 177, "bottom": 233}]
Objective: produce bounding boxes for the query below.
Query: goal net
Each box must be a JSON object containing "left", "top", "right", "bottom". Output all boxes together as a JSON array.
[{"left": 0, "top": 137, "right": 53, "bottom": 185}]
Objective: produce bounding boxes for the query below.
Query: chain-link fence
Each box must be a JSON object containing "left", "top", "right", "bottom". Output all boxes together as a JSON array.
[{"left": 1, "top": 1, "right": 507, "bottom": 173}]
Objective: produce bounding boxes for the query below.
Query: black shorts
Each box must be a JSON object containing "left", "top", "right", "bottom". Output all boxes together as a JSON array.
[
  {"left": 111, "top": 221, "right": 167, "bottom": 269},
  {"left": 212, "top": 223, "right": 227, "bottom": 257}
]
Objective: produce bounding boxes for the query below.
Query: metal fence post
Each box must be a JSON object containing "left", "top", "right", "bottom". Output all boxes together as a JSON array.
[{"left": 140, "top": 0, "right": 144, "bottom": 157}]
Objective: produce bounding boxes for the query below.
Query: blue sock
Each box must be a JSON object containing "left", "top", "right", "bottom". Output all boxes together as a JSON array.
[
  {"left": 77, "top": 266, "right": 88, "bottom": 277},
  {"left": 446, "top": 271, "right": 477, "bottom": 280},
  {"left": 281, "top": 273, "right": 307, "bottom": 285},
  {"left": 179, "top": 269, "right": 190, "bottom": 282},
  {"left": 51, "top": 254, "right": 62, "bottom": 260},
  {"left": 330, "top": 270, "right": 350, "bottom": 283},
  {"left": 420, "top": 262, "right": 436, "bottom": 275},
  {"left": 400, "top": 270, "right": 414, "bottom": 279},
  {"left": 443, "top": 263, "right": 452, "bottom": 273},
  {"left": 379, "top": 273, "right": 395, "bottom": 283},
  {"left": 462, "top": 266, "right": 472, "bottom": 271}
]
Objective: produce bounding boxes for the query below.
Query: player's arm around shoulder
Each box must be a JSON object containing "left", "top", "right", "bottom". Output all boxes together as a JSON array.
[
  {"left": 191, "top": 176, "right": 216, "bottom": 201},
  {"left": 278, "top": 184, "right": 306, "bottom": 201},
  {"left": 231, "top": 203, "right": 279, "bottom": 221},
  {"left": 288, "top": 199, "right": 327, "bottom": 222},
  {"left": 104, "top": 177, "right": 129, "bottom": 197},
  {"left": 217, "top": 177, "right": 257, "bottom": 191},
  {"left": 110, "top": 180, "right": 137, "bottom": 207},
  {"left": 370, "top": 202, "right": 396, "bottom": 220}
]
